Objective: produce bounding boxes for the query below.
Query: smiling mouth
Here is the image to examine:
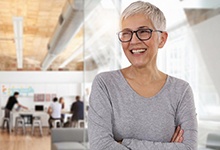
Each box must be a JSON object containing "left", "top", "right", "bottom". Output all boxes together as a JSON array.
[{"left": 131, "top": 49, "right": 147, "bottom": 54}]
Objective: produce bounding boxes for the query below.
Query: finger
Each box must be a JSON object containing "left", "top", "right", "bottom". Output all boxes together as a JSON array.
[
  {"left": 171, "top": 126, "right": 179, "bottom": 142},
  {"left": 175, "top": 129, "right": 184, "bottom": 142},
  {"left": 174, "top": 130, "right": 182, "bottom": 142},
  {"left": 178, "top": 137, "right": 184, "bottom": 143},
  {"left": 171, "top": 126, "right": 180, "bottom": 142}
]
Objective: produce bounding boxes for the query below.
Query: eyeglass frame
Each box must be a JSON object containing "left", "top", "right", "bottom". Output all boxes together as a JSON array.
[{"left": 117, "top": 28, "right": 163, "bottom": 43}]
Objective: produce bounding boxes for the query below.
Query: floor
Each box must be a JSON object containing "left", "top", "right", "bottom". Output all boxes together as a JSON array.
[{"left": 0, "top": 127, "right": 50, "bottom": 150}]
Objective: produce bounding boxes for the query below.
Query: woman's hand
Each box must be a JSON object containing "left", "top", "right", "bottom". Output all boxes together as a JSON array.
[
  {"left": 170, "top": 125, "right": 184, "bottom": 143},
  {"left": 117, "top": 126, "right": 183, "bottom": 144}
]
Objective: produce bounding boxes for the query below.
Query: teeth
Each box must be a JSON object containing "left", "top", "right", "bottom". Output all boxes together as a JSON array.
[{"left": 132, "top": 49, "right": 146, "bottom": 54}]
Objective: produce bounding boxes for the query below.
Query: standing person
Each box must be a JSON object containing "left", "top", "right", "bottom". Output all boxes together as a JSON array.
[
  {"left": 88, "top": 1, "right": 198, "bottom": 150},
  {"left": 59, "top": 97, "right": 65, "bottom": 109},
  {"left": 4, "top": 91, "right": 28, "bottom": 118},
  {"left": 70, "top": 95, "right": 84, "bottom": 127},
  {"left": 3, "top": 91, "right": 28, "bottom": 131},
  {"left": 48, "top": 97, "right": 62, "bottom": 129},
  {"left": 59, "top": 97, "right": 65, "bottom": 124}
]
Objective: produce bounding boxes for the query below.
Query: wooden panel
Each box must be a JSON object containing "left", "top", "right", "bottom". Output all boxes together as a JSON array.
[{"left": 0, "top": 0, "right": 83, "bottom": 71}]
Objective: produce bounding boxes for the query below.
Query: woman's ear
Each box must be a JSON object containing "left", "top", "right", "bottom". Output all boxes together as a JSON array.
[{"left": 158, "top": 31, "right": 168, "bottom": 48}]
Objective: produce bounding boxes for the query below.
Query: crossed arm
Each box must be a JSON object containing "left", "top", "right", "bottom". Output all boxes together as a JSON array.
[
  {"left": 88, "top": 76, "right": 198, "bottom": 150},
  {"left": 88, "top": 105, "right": 194, "bottom": 150},
  {"left": 117, "top": 126, "right": 183, "bottom": 144}
]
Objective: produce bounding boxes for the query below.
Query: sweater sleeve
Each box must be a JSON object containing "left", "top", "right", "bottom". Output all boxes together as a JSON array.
[
  {"left": 121, "top": 85, "right": 198, "bottom": 150},
  {"left": 88, "top": 75, "right": 129, "bottom": 150}
]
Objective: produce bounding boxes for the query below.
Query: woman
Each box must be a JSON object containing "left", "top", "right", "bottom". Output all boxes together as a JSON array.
[
  {"left": 88, "top": 1, "right": 197, "bottom": 150},
  {"left": 59, "top": 97, "right": 65, "bottom": 123},
  {"left": 59, "top": 97, "right": 65, "bottom": 109}
]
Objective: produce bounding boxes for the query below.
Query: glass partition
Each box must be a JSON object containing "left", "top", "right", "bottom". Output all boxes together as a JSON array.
[
  {"left": 82, "top": 0, "right": 220, "bottom": 149},
  {"left": 83, "top": 0, "right": 122, "bottom": 148}
]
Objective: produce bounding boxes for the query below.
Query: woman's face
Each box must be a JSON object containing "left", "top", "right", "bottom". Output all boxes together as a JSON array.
[
  {"left": 121, "top": 13, "right": 167, "bottom": 68},
  {"left": 60, "top": 98, "right": 64, "bottom": 103}
]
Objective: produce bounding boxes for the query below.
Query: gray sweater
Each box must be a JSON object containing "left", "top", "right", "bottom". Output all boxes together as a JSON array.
[{"left": 88, "top": 70, "right": 198, "bottom": 150}]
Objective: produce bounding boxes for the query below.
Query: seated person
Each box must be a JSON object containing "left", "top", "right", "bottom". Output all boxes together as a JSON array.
[{"left": 48, "top": 97, "right": 62, "bottom": 128}]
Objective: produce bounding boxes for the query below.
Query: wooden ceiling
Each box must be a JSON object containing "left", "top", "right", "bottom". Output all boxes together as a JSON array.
[{"left": 0, "top": 0, "right": 83, "bottom": 71}]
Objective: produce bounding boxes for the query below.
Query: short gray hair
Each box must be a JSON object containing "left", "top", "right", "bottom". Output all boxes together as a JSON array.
[{"left": 120, "top": 1, "right": 166, "bottom": 30}]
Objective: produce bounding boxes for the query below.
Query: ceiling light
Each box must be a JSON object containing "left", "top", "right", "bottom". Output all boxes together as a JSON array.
[{"left": 13, "top": 17, "right": 23, "bottom": 69}]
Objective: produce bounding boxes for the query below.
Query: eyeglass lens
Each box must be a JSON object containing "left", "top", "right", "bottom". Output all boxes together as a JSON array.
[{"left": 118, "top": 29, "right": 152, "bottom": 42}]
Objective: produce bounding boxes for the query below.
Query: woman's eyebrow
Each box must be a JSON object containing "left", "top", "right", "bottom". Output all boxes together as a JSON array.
[
  {"left": 121, "top": 28, "right": 132, "bottom": 31},
  {"left": 138, "top": 26, "right": 150, "bottom": 29}
]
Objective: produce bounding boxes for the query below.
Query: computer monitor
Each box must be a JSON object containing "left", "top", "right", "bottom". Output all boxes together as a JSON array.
[{"left": 35, "top": 105, "right": 44, "bottom": 111}]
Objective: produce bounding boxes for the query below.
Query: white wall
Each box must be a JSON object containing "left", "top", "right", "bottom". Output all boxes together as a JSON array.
[{"left": 0, "top": 71, "right": 84, "bottom": 83}]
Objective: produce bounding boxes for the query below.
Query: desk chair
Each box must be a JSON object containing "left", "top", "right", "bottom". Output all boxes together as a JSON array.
[
  {"left": 15, "top": 116, "right": 26, "bottom": 135},
  {"left": 77, "top": 120, "right": 85, "bottom": 128},
  {"left": 52, "top": 119, "right": 62, "bottom": 128},
  {"left": 1, "top": 108, "right": 11, "bottom": 133},
  {"left": 1, "top": 117, "right": 10, "bottom": 133},
  {"left": 70, "top": 119, "right": 85, "bottom": 128},
  {"left": 32, "top": 116, "right": 43, "bottom": 136}
]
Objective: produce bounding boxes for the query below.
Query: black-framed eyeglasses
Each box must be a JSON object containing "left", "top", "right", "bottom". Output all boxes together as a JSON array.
[{"left": 117, "top": 28, "right": 163, "bottom": 42}]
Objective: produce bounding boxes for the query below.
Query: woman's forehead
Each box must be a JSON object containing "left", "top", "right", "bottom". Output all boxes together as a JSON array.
[{"left": 121, "top": 14, "right": 153, "bottom": 30}]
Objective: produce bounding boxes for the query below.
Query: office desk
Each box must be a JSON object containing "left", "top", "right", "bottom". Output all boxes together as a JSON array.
[
  {"left": 10, "top": 110, "right": 49, "bottom": 130},
  {"left": 61, "top": 110, "right": 72, "bottom": 123}
]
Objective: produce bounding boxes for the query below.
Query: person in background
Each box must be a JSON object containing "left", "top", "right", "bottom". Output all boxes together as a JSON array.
[
  {"left": 48, "top": 97, "right": 62, "bottom": 129},
  {"left": 88, "top": 1, "right": 197, "bottom": 150},
  {"left": 5, "top": 92, "right": 28, "bottom": 117},
  {"left": 59, "top": 97, "right": 65, "bottom": 109},
  {"left": 4, "top": 91, "right": 28, "bottom": 131},
  {"left": 70, "top": 95, "right": 84, "bottom": 127},
  {"left": 59, "top": 97, "right": 65, "bottom": 124}
]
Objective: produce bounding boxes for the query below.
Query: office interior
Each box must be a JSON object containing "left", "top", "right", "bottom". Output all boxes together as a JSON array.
[{"left": 0, "top": 0, "right": 220, "bottom": 149}]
